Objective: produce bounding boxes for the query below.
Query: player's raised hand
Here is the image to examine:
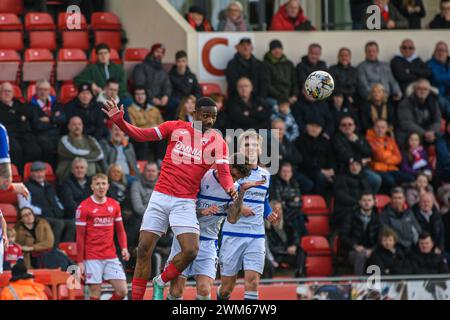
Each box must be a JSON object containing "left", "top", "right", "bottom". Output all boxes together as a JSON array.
[
  {"left": 12, "top": 183, "right": 29, "bottom": 199},
  {"left": 102, "top": 99, "right": 124, "bottom": 119},
  {"left": 201, "top": 205, "right": 220, "bottom": 216},
  {"left": 240, "top": 179, "right": 266, "bottom": 192},
  {"left": 122, "top": 248, "right": 130, "bottom": 261}
]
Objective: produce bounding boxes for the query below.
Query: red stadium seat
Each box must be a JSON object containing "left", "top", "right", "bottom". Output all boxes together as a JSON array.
[
  {"left": 304, "top": 256, "right": 333, "bottom": 277},
  {"left": 0, "top": 0, "right": 24, "bottom": 15},
  {"left": 0, "top": 203, "right": 17, "bottom": 223},
  {"left": 59, "top": 242, "right": 77, "bottom": 262},
  {"left": 27, "top": 83, "right": 56, "bottom": 102},
  {"left": 0, "top": 191, "right": 17, "bottom": 205},
  {"left": 11, "top": 164, "right": 21, "bottom": 182},
  {"left": 56, "top": 48, "right": 87, "bottom": 81},
  {"left": 200, "top": 82, "right": 222, "bottom": 96},
  {"left": 301, "top": 236, "right": 331, "bottom": 255},
  {"left": 11, "top": 84, "right": 24, "bottom": 102},
  {"left": 90, "top": 48, "right": 121, "bottom": 64},
  {"left": 23, "top": 48, "right": 54, "bottom": 82},
  {"left": 375, "top": 195, "right": 391, "bottom": 213},
  {"left": 302, "top": 195, "right": 330, "bottom": 215},
  {"left": 0, "top": 50, "right": 20, "bottom": 82},
  {"left": 137, "top": 160, "right": 148, "bottom": 174},
  {"left": 57, "top": 12, "right": 89, "bottom": 50},
  {"left": 59, "top": 82, "right": 78, "bottom": 104},
  {"left": 94, "top": 30, "right": 123, "bottom": 51},
  {"left": 25, "top": 13, "right": 56, "bottom": 50},
  {"left": 124, "top": 48, "right": 149, "bottom": 77},
  {"left": 0, "top": 14, "right": 23, "bottom": 30},
  {"left": 91, "top": 12, "right": 122, "bottom": 30},
  {"left": 305, "top": 215, "right": 330, "bottom": 237},
  {"left": 57, "top": 12, "right": 88, "bottom": 30},
  {"left": 23, "top": 162, "right": 56, "bottom": 184},
  {"left": 0, "top": 30, "right": 23, "bottom": 51},
  {"left": 301, "top": 236, "right": 333, "bottom": 277}
]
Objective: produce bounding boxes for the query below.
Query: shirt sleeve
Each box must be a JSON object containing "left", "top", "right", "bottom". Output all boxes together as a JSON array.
[
  {"left": 75, "top": 205, "right": 87, "bottom": 227},
  {"left": 215, "top": 137, "right": 234, "bottom": 191},
  {"left": 264, "top": 176, "right": 272, "bottom": 219},
  {"left": 75, "top": 204, "right": 87, "bottom": 262},
  {"left": 0, "top": 125, "right": 10, "bottom": 164}
]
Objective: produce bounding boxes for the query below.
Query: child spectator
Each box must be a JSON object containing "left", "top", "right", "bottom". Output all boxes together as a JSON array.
[
  {"left": 177, "top": 95, "right": 196, "bottom": 123},
  {"left": 367, "top": 228, "right": 406, "bottom": 275},
  {"left": 400, "top": 132, "right": 432, "bottom": 177},
  {"left": 3, "top": 228, "right": 23, "bottom": 270},
  {"left": 185, "top": 5, "right": 213, "bottom": 31},
  {"left": 271, "top": 99, "right": 299, "bottom": 142}
]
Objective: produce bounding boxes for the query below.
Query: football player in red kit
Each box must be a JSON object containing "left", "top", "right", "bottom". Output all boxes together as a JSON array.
[
  {"left": 76, "top": 173, "right": 130, "bottom": 300},
  {"left": 102, "top": 97, "right": 237, "bottom": 300}
]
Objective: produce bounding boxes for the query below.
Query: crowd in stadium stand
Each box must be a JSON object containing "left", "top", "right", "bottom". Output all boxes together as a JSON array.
[{"left": 1, "top": 0, "right": 450, "bottom": 281}]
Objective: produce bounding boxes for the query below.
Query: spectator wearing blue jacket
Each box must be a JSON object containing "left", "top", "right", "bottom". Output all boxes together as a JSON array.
[{"left": 427, "top": 41, "right": 450, "bottom": 103}]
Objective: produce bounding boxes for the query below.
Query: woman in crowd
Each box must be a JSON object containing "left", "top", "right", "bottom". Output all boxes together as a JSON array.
[
  {"left": 177, "top": 95, "right": 196, "bottom": 123},
  {"left": 217, "top": 1, "right": 251, "bottom": 31},
  {"left": 360, "top": 84, "right": 395, "bottom": 135},
  {"left": 406, "top": 173, "right": 438, "bottom": 209}
]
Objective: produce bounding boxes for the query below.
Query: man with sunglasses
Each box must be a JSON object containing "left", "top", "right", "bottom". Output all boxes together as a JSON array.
[{"left": 391, "top": 39, "right": 432, "bottom": 93}]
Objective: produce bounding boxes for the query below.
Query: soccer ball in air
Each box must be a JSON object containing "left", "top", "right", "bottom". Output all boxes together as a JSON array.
[{"left": 304, "top": 71, "right": 335, "bottom": 100}]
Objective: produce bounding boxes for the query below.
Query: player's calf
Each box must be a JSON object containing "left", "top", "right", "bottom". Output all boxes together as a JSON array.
[
  {"left": 88, "top": 284, "right": 102, "bottom": 300},
  {"left": 218, "top": 276, "right": 236, "bottom": 300},
  {"left": 196, "top": 276, "right": 213, "bottom": 300},
  {"left": 244, "top": 271, "right": 260, "bottom": 300}
]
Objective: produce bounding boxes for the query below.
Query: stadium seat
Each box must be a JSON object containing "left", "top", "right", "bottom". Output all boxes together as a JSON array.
[
  {"left": 199, "top": 82, "right": 222, "bottom": 96},
  {"left": 56, "top": 48, "right": 87, "bottom": 81},
  {"left": 305, "top": 215, "right": 330, "bottom": 237},
  {"left": 301, "top": 195, "right": 330, "bottom": 215},
  {"left": 124, "top": 48, "right": 149, "bottom": 77},
  {"left": 90, "top": 48, "right": 122, "bottom": 64},
  {"left": 57, "top": 12, "right": 89, "bottom": 50},
  {"left": 23, "top": 48, "right": 54, "bottom": 82},
  {"left": 58, "top": 242, "right": 77, "bottom": 262},
  {"left": 304, "top": 256, "right": 334, "bottom": 277},
  {"left": 301, "top": 236, "right": 333, "bottom": 277},
  {"left": 91, "top": 12, "right": 122, "bottom": 30},
  {"left": 0, "top": 14, "right": 23, "bottom": 30},
  {"left": 301, "top": 236, "right": 331, "bottom": 255},
  {"left": 0, "top": 49, "right": 20, "bottom": 82},
  {"left": 11, "top": 164, "right": 21, "bottom": 182},
  {"left": 137, "top": 160, "right": 148, "bottom": 174},
  {"left": 27, "top": 83, "right": 57, "bottom": 102},
  {"left": 59, "top": 82, "right": 78, "bottom": 104},
  {"left": 0, "top": 203, "right": 17, "bottom": 223},
  {"left": 0, "top": 0, "right": 24, "bottom": 15},
  {"left": 375, "top": 195, "right": 391, "bottom": 213},
  {"left": 11, "top": 84, "right": 24, "bottom": 102},
  {"left": 23, "top": 162, "right": 56, "bottom": 184},
  {"left": 25, "top": 13, "right": 57, "bottom": 50},
  {"left": 0, "top": 30, "right": 23, "bottom": 51}
]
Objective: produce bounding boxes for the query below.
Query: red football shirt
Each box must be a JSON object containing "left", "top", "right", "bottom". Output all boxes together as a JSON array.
[
  {"left": 111, "top": 114, "right": 234, "bottom": 199},
  {"left": 4, "top": 243, "right": 23, "bottom": 265},
  {"left": 76, "top": 196, "right": 123, "bottom": 261}
]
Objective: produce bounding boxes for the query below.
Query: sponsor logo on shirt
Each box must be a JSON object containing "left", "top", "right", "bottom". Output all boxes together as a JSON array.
[
  {"left": 173, "top": 141, "right": 202, "bottom": 161},
  {"left": 93, "top": 217, "right": 114, "bottom": 227}
]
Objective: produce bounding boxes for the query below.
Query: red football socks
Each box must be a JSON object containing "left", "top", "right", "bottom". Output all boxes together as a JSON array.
[
  {"left": 160, "top": 263, "right": 182, "bottom": 283},
  {"left": 132, "top": 278, "right": 148, "bottom": 301},
  {"left": 109, "top": 292, "right": 124, "bottom": 300}
]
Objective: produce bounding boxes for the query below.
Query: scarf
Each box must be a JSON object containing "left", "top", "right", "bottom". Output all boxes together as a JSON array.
[{"left": 223, "top": 16, "right": 247, "bottom": 31}]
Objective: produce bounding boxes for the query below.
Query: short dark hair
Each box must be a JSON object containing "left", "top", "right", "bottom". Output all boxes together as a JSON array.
[
  {"left": 231, "top": 153, "right": 252, "bottom": 178},
  {"left": 365, "top": 41, "right": 379, "bottom": 51},
  {"left": 360, "top": 192, "right": 374, "bottom": 200},
  {"left": 195, "top": 97, "right": 217, "bottom": 111},
  {"left": 277, "top": 98, "right": 290, "bottom": 106},
  {"left": 106, "top": 78, "right": 119, "bottom": 87},
  {"left": 419, "top": 232, "right": 433, "bottom": 241},
  {"left": 134, "top": 85, "right": 147, "bottom": 93},
  {"left": 280, "top": 161, "right": 292, "bottom": 171},
  {"left": 390, "top": 186, "right": 405, "bottom": 197},
  {"left": 309, "top": 43, "right": 322, "bottom": 50},
  {"left": 95, "top": 43, "right": 110, "bottom": 53},
  {"left": 175, "top": 50, "right": 188, "bottom": 60}
]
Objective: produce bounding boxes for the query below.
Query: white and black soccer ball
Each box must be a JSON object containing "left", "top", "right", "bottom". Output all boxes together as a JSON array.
[{"left": 304, "top": 71, "right": 335, "bottom": 100}]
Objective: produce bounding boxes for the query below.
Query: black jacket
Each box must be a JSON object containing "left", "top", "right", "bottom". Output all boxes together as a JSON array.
[
  {"left": 380, "top": 206, "right": 421, "bottom": 251},
  {"left": 332, "top": 132, "right": 373, "bottom": 170},
  {"left": 0, "top": 100, "right": 35, "bottom": 138},
  {"left": 226, "top": 95, "right": 271, "bottom": 130},
  {"left": 367, "top": 245, "right": 406, "bottom": 275},
  {"left": 360, "top": 100, "right": 395, "bottom": 134},
  {"left": 59, "top": 175, "right": 92, "bottom": 219},
  {"left": 63, "top": 99, "right": 107, "bottom": 140},
  {"left": 270, "top": 176, "right": 302, "bottom": 217},
  {"left": 340, "top": 207, "right": 381, "bottom": 252},
  {"left": 392, "top": 0, "right": 426, "bottom": 29},
  {"left": 294, "top": 94, "right": 334, "bottom": 137},
  {"left": 390, "top": 55, "right": 432, "bottom": 93},
  {"left": 226, "top": 53, "right": 268, "bottom": 98},
  {"left": 29, "top": 101, "right": 65, "bottom": 138},
  {"left": 405, "top": 247, "right": 449, "bottom": 274},
  {"left": 328, "top": 63, "right": 358, "bottom": 99},
  {"left": 25, "top": 179, "right": 64, "bottom": 219},
  {"left": 412, "top": 204, "right": 445, "bottom": 251},
  {"left": 296, "top": 56, "right": 328, "bottom": 95},
  {"left": 333, "top": 170, "right": 371, "bottom": 219},
  {"left": 269, "top": 138, "right": 302, "bottom": 168},
  {"left": 169, "top": 66, "right": 202, "bottom": 99},
  {"left": 429, "top": 14, "right": 450, "bottom": 29},
  {"left": 296, "top": 132, "right": 336, "bottom": 175}
]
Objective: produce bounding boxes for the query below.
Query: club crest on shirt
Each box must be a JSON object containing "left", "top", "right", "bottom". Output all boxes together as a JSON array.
[{"left": 107, "top": 206, "right": 114, "bottom": 213}]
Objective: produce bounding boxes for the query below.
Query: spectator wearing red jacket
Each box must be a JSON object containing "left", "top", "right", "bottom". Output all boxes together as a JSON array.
[{"left": 270, "top": 0, "right": 314, "bottom": 31}]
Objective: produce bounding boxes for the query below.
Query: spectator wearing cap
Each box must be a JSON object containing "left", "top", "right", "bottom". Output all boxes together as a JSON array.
[
  {"left": 0, "top": 260, "right": 48, "bottom": 300},
  {"left": 270, "top": 0, "right": 314, "bottom": 31},
  {"left": 333, "top": 158, "right": 372, "bottom": 232},
  {"left": 296, "top": 44, "right": 328, "bottom": 95},
  {"left": 362, "top": 0, "right": 409, "bottom": 30},
  {"left": 0, "top": 82, "right": 43, "bottom": 172},
  {"left": 226, "top": 77, "right": 271, "bottom": 131},
  {"left": 132, "top": 43, "right": 172, "bottom": 118},
  {"left": 217, "top": 1, "right": 252, "bottom": 31},
  {"left": 225, "top": 38, "right": 268, "bottom": 99},
  {"left": 63, "top": 82, "right": 107, "bottom": 140},
  {"left": 391, "top": 39, "right": 431, "bottom": 94},
  {"left": 56, "top": 116, "right": 104, "bottom": 182},
  {"left": 396, "top": 79, "right": 442, "bottom": 146},
  {"left": 328, "top": 90, "right": 359, "bottom": 134},
  {"left": 380, "top": 187, "right": 422, "bottom": 252},
  {"left": 295, "top": 115, "right": 336, "bottom": 196},
  {"left": 358, "top": 42, "right": 402, "bottom": 102},
  {"left": 427, "top": 41, "right": 450, "bottom": 104},
  {"left": 329, "top": 48, "right": 359, "bottom": 105},
  {"left": 18, "top": 162, "right": 75, "bottom": 246},
  {"left": 360, "top": 83, "right": 395, "bottom": 135},
  {"left": 429, "top": 0, "right": 450, "bottom": 29},
  {"left": 185, "top": 5, "right": 213, "bottom": 31},
  {"left": 333, "top": 115, "right": 382, "bottom": 194},
  {"left": 405, "top": 232, "right": 449, "bottom": 274},
  {"left": 263, "top": 40, "right": 299, "bottom": 108},
  {"left": 74, "top": 43, "right": 131, "bottom": 106},
  {"left": 366, "top": 119, "right": 415, "bottom": 193}
]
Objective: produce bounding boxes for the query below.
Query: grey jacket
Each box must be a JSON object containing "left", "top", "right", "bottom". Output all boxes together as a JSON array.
[
  {"left": 380, "top": 206, "right": 421, "bottom": 250},
  {"left": 100, "top": 139, "right": 140, "bottom": 177},
  {"left": 132, "top": 55, "right": 172, "bottom": 100},
  {"left": 130, "top": 176, "right": 157, "bottom": 216},
  {"left": 357, "top": 59, "right": 402, "bottom": 99}
]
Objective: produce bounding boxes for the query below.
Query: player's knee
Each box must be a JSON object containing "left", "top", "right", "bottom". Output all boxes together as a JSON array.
[
  {"left": 137, "top": 241, "right": 152, "bottom": 260},
  {"left": 182, "top": 245, "right": 199, "bottom": 262},
  {"left": 245, "top": 276, "right": 259, "bottom": 291},
  {"left": 197, "top": 283, "right": 211, "bottom": 297},
  {"left": 115, "top": 286, "right": 128, "bottom": 298}
]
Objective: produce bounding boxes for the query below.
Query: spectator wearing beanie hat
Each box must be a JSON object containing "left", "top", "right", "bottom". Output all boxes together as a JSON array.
[
  {"left": 75, "top": 43, "right": 131, "bottom": 106},
  {"left": 132, "top": 43, "right": 172, "bottom": 119},
  {"left": 63, "top": 82, "right": 108, "bottom": 140},
  {"left": 185, "top": 5, "right": 214, "bottom": 31}
]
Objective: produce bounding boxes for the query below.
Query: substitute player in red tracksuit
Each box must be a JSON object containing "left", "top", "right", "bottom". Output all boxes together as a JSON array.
[
  {"left": 102, "top": 97, "right": 237, "bottom": 300},
  {"left": 76, "top": 173, "right": 130, "bottom": 300}
]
